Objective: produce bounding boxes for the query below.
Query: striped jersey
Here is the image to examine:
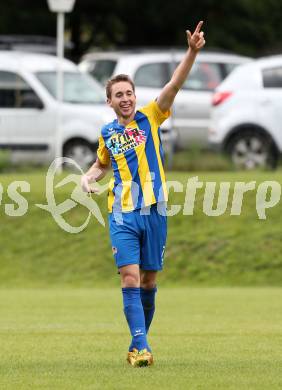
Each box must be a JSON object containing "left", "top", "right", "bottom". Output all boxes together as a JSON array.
[{"left": 97, "top": 100, "right": 170, "bottom": 212}]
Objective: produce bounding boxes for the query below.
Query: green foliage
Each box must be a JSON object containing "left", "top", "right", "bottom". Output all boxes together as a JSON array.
[
  {"left": 0, "top": 288, "right": 281, "bottom": 389},
  {"left": 0, "top": 0, "right": 281, "bottom": 57},
  {"left": 0, "top": 0, "right": 56, "bottom": 36},
  {"left": 169, "top": 148, "right": 233, "bottom": 171},
  {"left": 0, "top": 151, "right": 11, "bottom": 173}
]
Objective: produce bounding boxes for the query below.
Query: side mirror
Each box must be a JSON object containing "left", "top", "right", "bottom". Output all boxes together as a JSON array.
[{"left": 20, "top": 92, "right": 44, "bottom": 109}]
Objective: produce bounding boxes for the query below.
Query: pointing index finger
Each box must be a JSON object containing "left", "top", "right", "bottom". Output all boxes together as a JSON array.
[{"left": 194, "top": 21, "right": 204, "bottom": 34}]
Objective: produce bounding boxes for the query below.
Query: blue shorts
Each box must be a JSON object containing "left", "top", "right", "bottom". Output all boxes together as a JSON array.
[{"left": 108, "top": 203, "right": 167, "bottom": 271}]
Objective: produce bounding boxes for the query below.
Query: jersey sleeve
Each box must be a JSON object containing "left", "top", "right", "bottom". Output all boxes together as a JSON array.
[
  {"left": 139, "top": 100, "right": 171, "bottom": 126},
  {"left": 97, "top": 135, "right": 110, "bottom": 166}
]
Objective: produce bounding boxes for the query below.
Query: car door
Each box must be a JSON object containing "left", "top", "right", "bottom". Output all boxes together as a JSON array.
[
  {"left": 171, "top": 61, "right": 222, "bottom": 147},
  {"left": 0, "top": 70, "right": 55, "bottom": 159},
  {"left": 259, "top": 66, "right": 282, "bottom": 149}
]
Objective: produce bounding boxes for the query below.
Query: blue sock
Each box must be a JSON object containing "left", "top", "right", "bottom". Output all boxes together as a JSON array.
[
  {"left": 122, "top": 287, "right": 150, "bottom": 352},
  {"left": 140, "top": 287, "right": 157, "bottom": 333}
]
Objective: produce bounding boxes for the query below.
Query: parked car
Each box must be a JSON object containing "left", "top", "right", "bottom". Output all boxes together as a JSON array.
[
  {"left": 0, "top": 35, "right": 72, "bottom": 55},
  {"left": 209, "top": 55, "right": 282, "bottom": 169},
  {"left": 0, "top": 51, "right": 112, "bottom": 168},
  {"left": 79, "top": 50, "right": 251, "bottom": 148}
]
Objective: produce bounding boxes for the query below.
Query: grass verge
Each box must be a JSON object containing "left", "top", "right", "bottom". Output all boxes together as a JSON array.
[{"left": 0, "top": 170, "right": 282, "bottom": 286}]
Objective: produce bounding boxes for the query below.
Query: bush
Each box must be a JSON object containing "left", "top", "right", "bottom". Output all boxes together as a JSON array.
[
  {"left": 0, "top": 150, "right": 11, "bottom": 173},
  {"left": 167, "top": 147, "right": 233, "bottom": 171}
]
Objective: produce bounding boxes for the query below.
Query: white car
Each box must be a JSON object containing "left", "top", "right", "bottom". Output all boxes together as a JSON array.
[
  {"left": 0, "top": 51, "right": 112, "bottom": 168},
  {"left": 209, "top": 55, "right": 282, "bottom": 169},
  {"left": 79, "top": 50, "right": 251, "bottom": 148}
]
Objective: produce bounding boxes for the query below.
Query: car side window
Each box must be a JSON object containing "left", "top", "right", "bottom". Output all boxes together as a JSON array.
[
  {"left": 181, "top": 62, "right": 222, "bottom": 91},
  {"left": 224, "top": 63, "right": 239, "bottom": 75},
  {"left": 0, "top": 71, "right": 43, "bottom": 108},
  {"left": 263, "top": 67, "right": 282, "bottom": 88},
  {"left": 91, "top": 60, "right": 117, "bottom": 85},
  {"left": 134, "top": 63, "right": 170, "bottom": 88}
]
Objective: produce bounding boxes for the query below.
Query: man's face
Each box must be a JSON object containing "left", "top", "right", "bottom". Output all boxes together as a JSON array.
[{"left": 107, "top": 81, "right": 136, "bottom": 120}]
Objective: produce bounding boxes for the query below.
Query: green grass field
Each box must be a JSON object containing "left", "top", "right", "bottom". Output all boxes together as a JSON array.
[
  {"left": 1, "top": 168, "right": 282, "bottom": 388},
  {"left": 0, "top": 288, "right": 281, "bottom": 389}
]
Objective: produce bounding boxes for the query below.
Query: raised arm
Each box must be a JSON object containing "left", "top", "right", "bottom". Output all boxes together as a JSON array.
[{"left": 157, "top": 21, "right": 205, "bottom": 113}]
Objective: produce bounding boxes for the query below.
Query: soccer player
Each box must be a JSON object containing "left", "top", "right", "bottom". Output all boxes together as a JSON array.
[{"left": 81, "top": 21, "right": 205, "bottom": 367}]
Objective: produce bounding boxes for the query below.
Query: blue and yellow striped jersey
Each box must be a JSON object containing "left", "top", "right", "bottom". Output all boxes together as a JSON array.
[{"left": 97, "top": 101, "right": 170, "bottom": 212}]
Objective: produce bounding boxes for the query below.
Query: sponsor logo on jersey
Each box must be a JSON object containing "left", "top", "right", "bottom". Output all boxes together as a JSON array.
[{"left": 106, "top": 127, "right": 146, "bottom": 155}]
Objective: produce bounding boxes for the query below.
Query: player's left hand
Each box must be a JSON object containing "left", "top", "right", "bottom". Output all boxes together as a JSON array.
[
  {"left": 186, "top": 21, "right": 205, "bottom": 52},
  {"left": 81, "top": 174, "right": 99, "bottom": 194}
]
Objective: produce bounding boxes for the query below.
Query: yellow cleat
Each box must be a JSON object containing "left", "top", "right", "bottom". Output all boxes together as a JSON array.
[
  {"left": 127, "top": 348, "right": 153, "bottom": 367},
  {"left": 127, "top": 348, "right": 138, "bottom": 366}
]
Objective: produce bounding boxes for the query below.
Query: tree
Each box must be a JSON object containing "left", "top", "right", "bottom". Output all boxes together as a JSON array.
[{"left": 0, "top": 0, "right": 281, "bottom": 60}]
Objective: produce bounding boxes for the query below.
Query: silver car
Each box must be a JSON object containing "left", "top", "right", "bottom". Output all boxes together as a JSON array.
[
  {"left": 0, "top": 51, "right": 112, "bottom": 168},
  {"left": 209, "top": 55, "right": 282, "bottom": 169},
  {"left": 79, "top": 50, "right": 251, "bottom": 148}
]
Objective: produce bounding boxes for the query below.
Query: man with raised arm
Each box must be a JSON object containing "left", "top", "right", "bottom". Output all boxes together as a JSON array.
[{"left": 81, "top": 22, "right": 205, "bottom": 367}]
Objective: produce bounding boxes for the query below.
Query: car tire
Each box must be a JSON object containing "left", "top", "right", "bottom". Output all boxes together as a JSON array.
[
  {"left": 63, "top": 140, "right": 97, "bottom": 170},
  {"left": 226, "top": 130, "right": 278, "bottom": 170}
]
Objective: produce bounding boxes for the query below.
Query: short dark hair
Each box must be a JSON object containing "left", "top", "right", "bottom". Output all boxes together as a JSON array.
[{"left": 106, "top": 74, "right": 135, "bottom": 99}]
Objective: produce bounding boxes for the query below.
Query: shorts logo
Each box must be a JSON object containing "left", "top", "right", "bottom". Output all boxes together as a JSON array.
[
  {"left": 112, "top": 246, "right": 118, "bottom": 255},
  {"left": 106, "top": 127, "right": 146, "bottom": 155},
  {"left": 161, "top": 245, "right": 165, "bottom": 265}
]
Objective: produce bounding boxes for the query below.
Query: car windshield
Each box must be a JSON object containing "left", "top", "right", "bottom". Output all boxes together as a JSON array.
[
  {"left": 91, "top": 60, "right": 117, "bottom": 85},
  {"left": 35, "top": 71, "right": 105, "bottom": 104}
]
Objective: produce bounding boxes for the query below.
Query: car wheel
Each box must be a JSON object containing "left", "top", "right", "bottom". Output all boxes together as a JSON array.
[
  {"left": 63, "top": 140, "right": 97, "bottom": 170},
  {"left": 226, "top": 131, "right": 278, "bottom": 170}
]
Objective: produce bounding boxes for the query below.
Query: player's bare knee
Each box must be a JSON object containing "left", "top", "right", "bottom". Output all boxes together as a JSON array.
[
  {"left": 140, "top": 271, "right": 157, "bottom": 289},
  {"left": 141, "top": 280, "right": 156, "bottom": 289},
  {"left": 121, "top": 272, "right": 139, "bottom": 287}
]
